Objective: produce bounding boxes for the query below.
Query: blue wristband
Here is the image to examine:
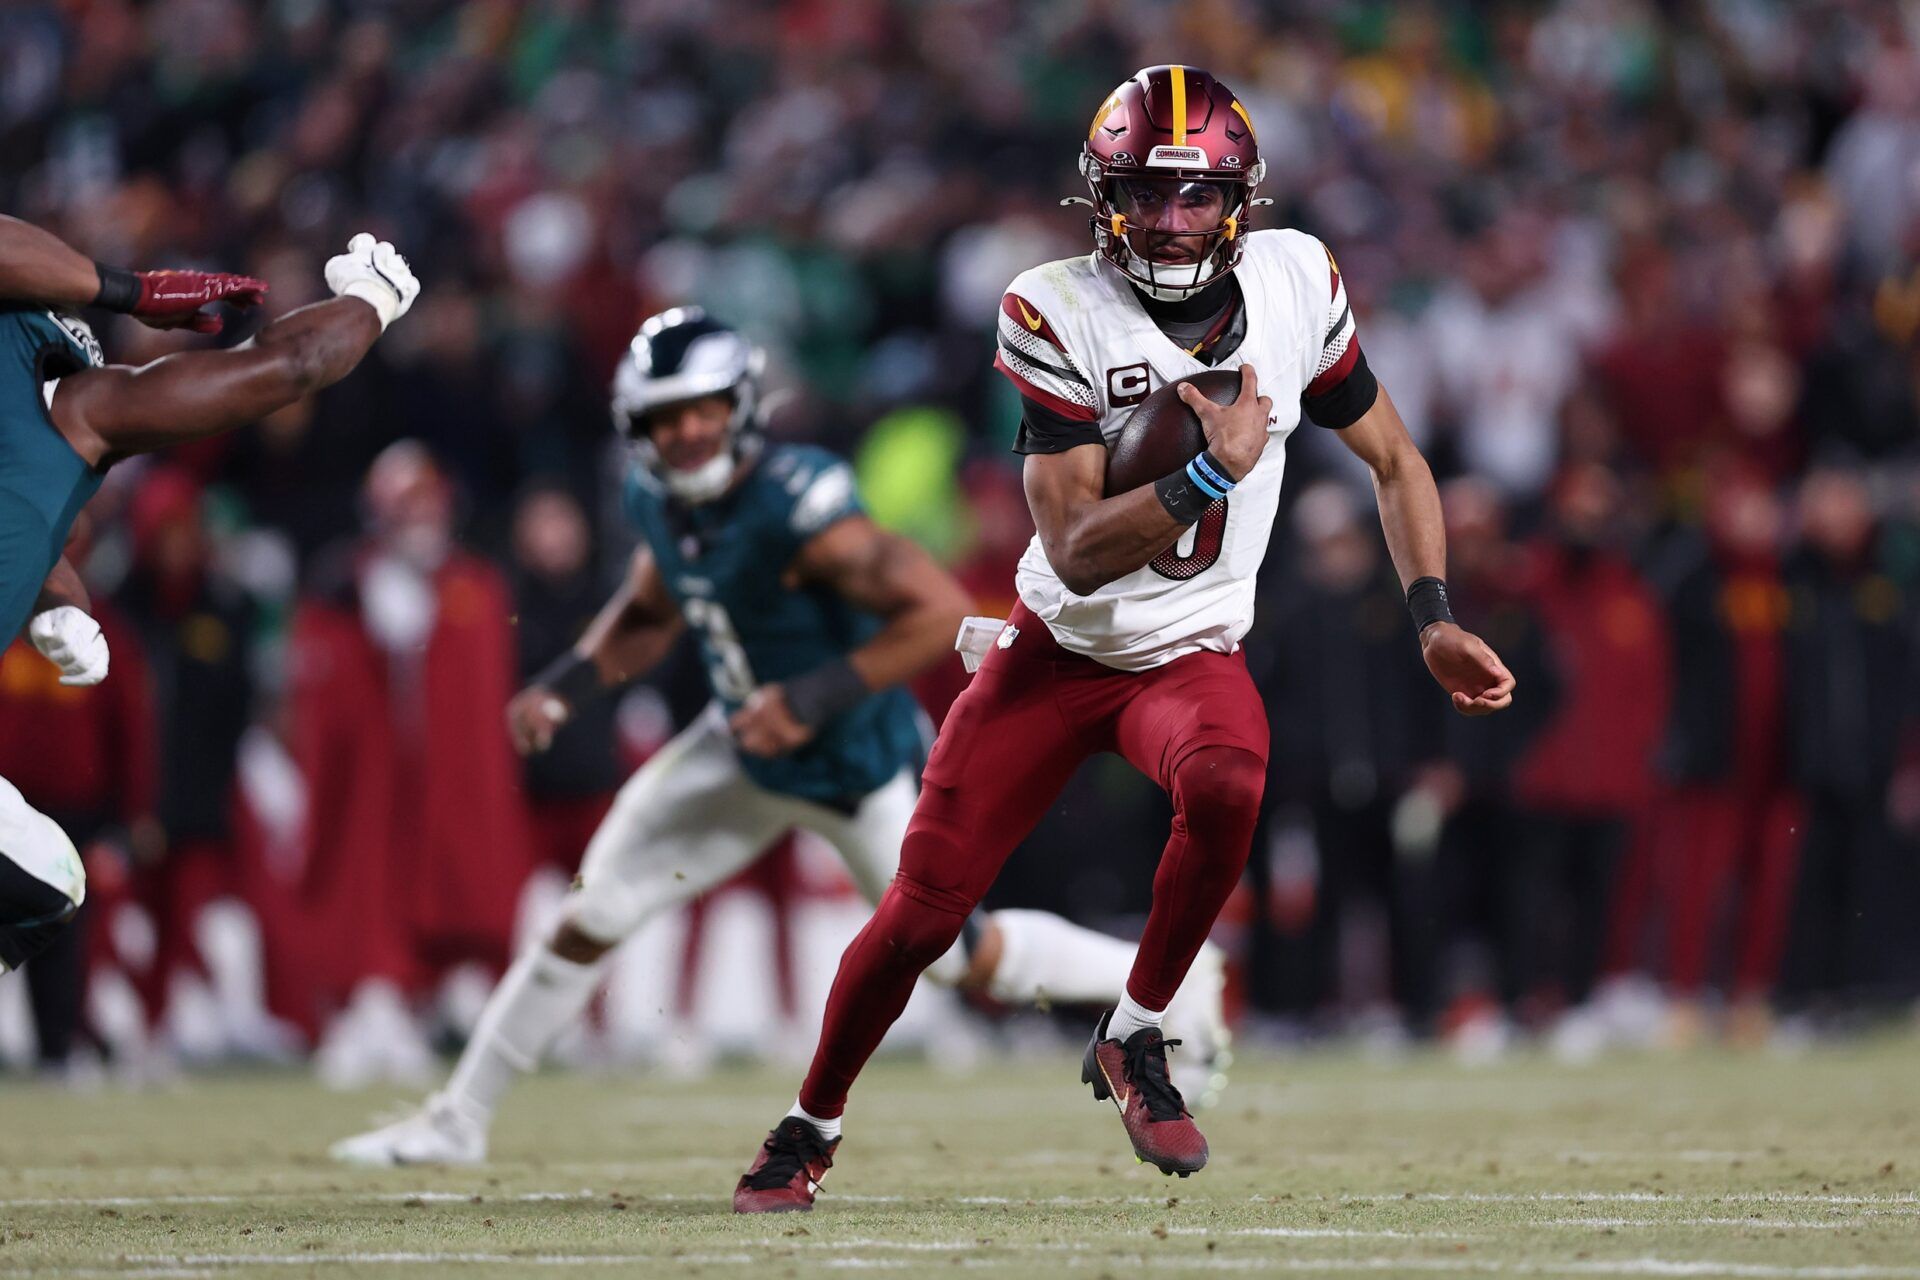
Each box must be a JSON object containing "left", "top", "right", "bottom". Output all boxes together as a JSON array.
[
  {"left": 1189, "top": 450, "right": 1236, "bottom": 496},
  {"left": 1185, "top": 458, "right": 1228, "bottom": 501}
]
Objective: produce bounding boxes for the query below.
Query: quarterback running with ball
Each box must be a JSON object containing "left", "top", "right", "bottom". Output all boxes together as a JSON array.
[
  {"left": 734, "top": 66, "right": 1514, "bottom": 1211},
  {"left": 331, "top": 307, "right": 1229, "bottom": 1169},
  {"left": 0, "top": 216, "right": 418, "bottom": 974}
]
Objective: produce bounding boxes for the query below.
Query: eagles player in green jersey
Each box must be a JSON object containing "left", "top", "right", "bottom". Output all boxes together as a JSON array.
[
  {"left": 0, "top": 217, "right": 420, "bottom": 973},
  {"left": 331, "top": 309, "right": 1230, "bottom": 1168}
]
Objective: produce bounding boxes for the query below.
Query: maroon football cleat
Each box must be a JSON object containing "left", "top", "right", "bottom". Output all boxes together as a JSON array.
[
  {"left": 1081, "top": 1010, "right": 1209, "bottom": 1176},
  {"left": 733, "top": 1117, "right": 840, "bottom": 1213}
]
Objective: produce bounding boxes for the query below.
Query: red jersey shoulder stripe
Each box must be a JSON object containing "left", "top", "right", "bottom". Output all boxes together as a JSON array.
[
  {"left": 993, "top": 351, "right": 1099, "bottom": 422},
  {"left": 1001, "top": 292, "right": 1065, "bottom": 348}
]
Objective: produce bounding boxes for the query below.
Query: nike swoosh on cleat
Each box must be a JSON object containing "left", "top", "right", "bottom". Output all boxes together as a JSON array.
[{"left": 1098, "top": 1059, "right": 1128, "bottom": 1111}]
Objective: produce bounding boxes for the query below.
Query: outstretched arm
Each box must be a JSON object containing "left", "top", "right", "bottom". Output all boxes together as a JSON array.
[
  {"left": 0, "top": 216, "right": 104, "bottom": 307},
  {"left": 54, "top": 297, "right": 383, "bottom": 466},
  {"left": 506, "top": 545, "right": 685, "bottom": 755},
  {"left": 50, "top": 233, "right": 418, "bottom": 467},
  {"left": 0, "top": 215, "right": 266, "bottom": 332},
  {"left": 1337, "top": 385, "right": 1515, "bottom": 716}
]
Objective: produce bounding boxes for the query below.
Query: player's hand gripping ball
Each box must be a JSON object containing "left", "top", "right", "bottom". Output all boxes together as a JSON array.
[
  {"left": 1104, "top": 367, "right": 1271, "bottom": 496},
  {"left": 29, "top": 606, "right": 109, "bottom": 686},
  {"left": 326, "top": 233, "right": 420, "bottom": 330}
]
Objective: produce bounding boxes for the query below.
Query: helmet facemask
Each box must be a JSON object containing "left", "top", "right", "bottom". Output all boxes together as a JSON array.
[{"left": 1084, "top": 157, "right": 1262, "bottom": 301}]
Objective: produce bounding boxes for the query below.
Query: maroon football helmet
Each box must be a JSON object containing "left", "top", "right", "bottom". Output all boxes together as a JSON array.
[{"left": 1080, "top": 66, "right": 1266, "bottom": 299}]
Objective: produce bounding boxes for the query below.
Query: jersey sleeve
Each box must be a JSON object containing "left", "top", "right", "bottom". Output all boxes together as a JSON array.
[
  {"left": 1299, "top": 240, "right": 1379, "bottom": 430},
  {"left": 993, "top": 289, "right": 1101, "bottom": 436},
  {"left": 1013, "top": 391, "right": 1105, "bottom": 455}
]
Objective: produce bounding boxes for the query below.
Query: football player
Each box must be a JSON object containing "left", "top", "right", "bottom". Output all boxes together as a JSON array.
[
  {"left": 734, "top": 66, "right": 1515, "bottom": 1211},
  {"left": 0, "top": 217, "right": 418, "bottom": 975},
  {"left": 330, "top": 307, "right": 1229, "bottom": 1167}
]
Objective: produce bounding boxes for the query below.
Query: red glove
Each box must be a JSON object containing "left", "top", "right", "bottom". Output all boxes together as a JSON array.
[{"left": 94, "top": 266, "right": 269, "bottom": 335}]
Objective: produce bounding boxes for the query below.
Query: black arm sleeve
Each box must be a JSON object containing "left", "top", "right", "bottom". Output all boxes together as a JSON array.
[
  {"left": 1012, "top": 394, "right": 1105, "bottom": 455},
  {"left": 1301, "top": 346, "right": 1380, "bottom": 430}
]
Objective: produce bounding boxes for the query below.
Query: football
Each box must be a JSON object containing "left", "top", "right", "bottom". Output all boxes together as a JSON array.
[{"left": 1103, "top": 369, "right": 1243, "bottom": 497}]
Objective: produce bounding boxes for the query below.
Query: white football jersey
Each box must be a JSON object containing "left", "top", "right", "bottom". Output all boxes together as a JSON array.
[{"left": 995, "top": 229, "right": 1358, "bottom": 671}]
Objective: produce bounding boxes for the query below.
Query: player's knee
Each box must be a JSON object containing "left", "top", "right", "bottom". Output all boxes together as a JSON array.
[
  {"left": 549, "top": 918, "right": 617, "bottom": 965},
  {"left": 1172, "top": 745, "right": 1266, "bottom": 833},
  {"left": 873, "top": 879, "right": 972, "bottom": 973}
]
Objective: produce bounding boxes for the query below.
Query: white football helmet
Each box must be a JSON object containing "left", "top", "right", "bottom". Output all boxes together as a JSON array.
[{"left": 610, "top": 307, "right": 766, "bottom": 504}]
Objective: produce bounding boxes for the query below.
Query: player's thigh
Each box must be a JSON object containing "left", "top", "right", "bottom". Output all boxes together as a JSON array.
[
  {"left": 1112, "top": 650, "right": 1270, "bottom": 792},
  {"left": 569, "top": 708, "right": 790, "bottom": 944},
  {"left": 905, "top": 645, "right": 1089, "bottom": 900},
  {"left": 803, "top": 770, "right": 976, "bottom": 986},
  {"left": 804, "top": 768, "right": 918, "bottom": 904}
]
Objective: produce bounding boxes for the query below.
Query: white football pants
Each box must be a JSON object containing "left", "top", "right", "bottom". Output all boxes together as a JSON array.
[{"left": 566, "top": 703, "right": 964, "bottom": 982}]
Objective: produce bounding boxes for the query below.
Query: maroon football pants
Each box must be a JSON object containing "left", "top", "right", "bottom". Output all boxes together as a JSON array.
[{"left": 799, "top": 602, "right": 1268, "bottom": 1117}]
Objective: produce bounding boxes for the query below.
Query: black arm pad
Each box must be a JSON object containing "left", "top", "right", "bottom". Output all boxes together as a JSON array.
[
  {"left": 783, "top": 658, "right": 869, "bottom": 729},
  {"left": 1302, "top": 347, "right": 1380, "bottom": 429},
  {"left": 532, "top": 649, "right": 605, "bottom": 708}
]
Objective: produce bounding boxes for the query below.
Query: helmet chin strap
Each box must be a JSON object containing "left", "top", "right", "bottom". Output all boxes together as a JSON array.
[
  {"left": 663, "top": 450, "right": 737, "bottom": 504},
  {"left": 1122, "top": 244, "right": 1215, "bottom": 301}
]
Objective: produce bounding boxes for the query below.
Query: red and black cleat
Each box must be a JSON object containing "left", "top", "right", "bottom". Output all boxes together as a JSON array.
[
  {"left": 1081, "top": 1010, "right": 1209, "bottom": 1177},
  {"left": 733, "top": 1117, "right": 840, "bottom": 1213}
]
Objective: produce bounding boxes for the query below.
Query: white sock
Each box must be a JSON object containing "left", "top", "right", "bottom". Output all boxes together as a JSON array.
[
  {"left": 985, "top": 909, "right": 1136, "bottom": 1006},
  {"left": 442, "top": 944, "right": 604, "bottom": 1125},
  {"left": 1104, "top": 989, "right": 1166, "bottom": 1044},
  {"left": 786, "top": 1099, "right": 841, "bottom": 1142}
]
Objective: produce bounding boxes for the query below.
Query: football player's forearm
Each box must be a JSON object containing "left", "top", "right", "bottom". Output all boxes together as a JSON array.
[
  {"left": 589, "top": 618, "right": 681, "bottom": 686},
  {"left": 30, "top": 557, "right": 90, "bottom": 623},
  {"left": 77, "top": 299, "right": 381, "bottom": 456},
  {"left": 0, "top": 216, "right": 103, "bottom": 307},
  {"left": 847, "top": 596, "right": 967, "bottom": 691},
  {"left": 1043, "top": 490, "right": 1187, "bottom": 596},
  {"left": 1369, "top": 445, "right": 1447, "bottom": 589}
]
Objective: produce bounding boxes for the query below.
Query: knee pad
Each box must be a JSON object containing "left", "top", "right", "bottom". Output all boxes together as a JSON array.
[
  {"left": 875, "top": 876, "right": 974, "bottom": 973},
  {"left": 1172, "top": 745, "right": 1267, "bottom": 827}
]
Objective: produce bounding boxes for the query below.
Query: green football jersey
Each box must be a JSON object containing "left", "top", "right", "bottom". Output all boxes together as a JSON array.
[
  {"left": 623, "top": 444, "right": 926, "bottom": 807},
  {"left": 0, "top": 306, "right": 106, "bottom": 640}
]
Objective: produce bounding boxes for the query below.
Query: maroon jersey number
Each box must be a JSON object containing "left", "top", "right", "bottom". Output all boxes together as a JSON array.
[{"left": 1150, "top": 498, "right": 1227, "bottom": 580}]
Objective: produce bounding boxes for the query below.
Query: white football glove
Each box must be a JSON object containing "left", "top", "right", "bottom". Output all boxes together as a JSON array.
[
  {"left": 29, "top": 606, "right": 109, "bottom": 687},
  {"left": 325, "top": 233, "right": 420, "bottom": 331}
]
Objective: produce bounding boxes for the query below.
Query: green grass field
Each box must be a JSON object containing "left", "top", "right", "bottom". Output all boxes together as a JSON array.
[{"left": 3, "top": 1037, "right": 1919, "bottom": 1278}]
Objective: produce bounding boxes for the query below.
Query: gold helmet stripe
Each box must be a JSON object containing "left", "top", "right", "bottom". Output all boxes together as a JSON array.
[
  {"left": 1230, "top": 99, "right": 1257, "bottom": 143},
  {"left": 1089, "top": 91, "right": 1121, "bottom": 142},
  {"left": 1171, "top": 65, "right": 1188, "bottom": 145}
]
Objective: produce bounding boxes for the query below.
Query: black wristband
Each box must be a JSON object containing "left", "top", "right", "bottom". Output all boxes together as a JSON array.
[
  {"left": 782, "top": 658, "right": 868, "bottom": 729},
  {"left": 92, "top": 264, "right": 141, "bottom": 313},
  {"left": 1153, "top": 468, "right": 1210, "bottom": 524},
  {"left": 1407, "top": 576, "right": 1455, "bottom": 635},
  {"left": 533, "top": 649, "right": 604, "bottom": 708}
]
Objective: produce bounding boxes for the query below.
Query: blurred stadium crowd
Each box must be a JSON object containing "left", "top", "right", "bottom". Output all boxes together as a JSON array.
[{"left": 2, "top": 0, "right": 1918, "bottom": 1080}]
